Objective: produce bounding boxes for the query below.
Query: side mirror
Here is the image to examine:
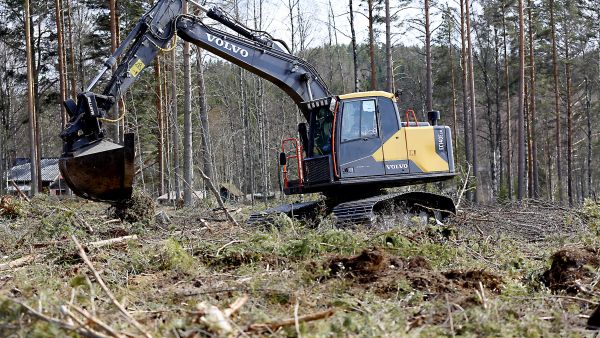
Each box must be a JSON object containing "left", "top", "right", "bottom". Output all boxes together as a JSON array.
[
  {"left": 279, "top": 152, "right": 287, "bottom": 166},
  {"left": 395, "top": 89, "right": 403, "bottom": 99}
]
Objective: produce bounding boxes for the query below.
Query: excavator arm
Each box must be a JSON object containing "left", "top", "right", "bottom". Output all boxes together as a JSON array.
[{"left": 59, "top": 0, "right": 330, "bottom": 202}]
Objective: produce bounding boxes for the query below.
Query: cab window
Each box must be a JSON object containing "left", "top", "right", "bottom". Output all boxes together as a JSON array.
[
  {"left": 312, "top": 106, "right": 333, "bottom": 155},
  {"left": 341, "top": 99, "right": 378, "bottom": 142},
  {"left": 378, "top": 98, "right": 400, "bottom": 140}
]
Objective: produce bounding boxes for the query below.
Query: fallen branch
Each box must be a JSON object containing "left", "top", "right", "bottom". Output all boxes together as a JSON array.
[
  {"left": 216, "top": 240, "right": 245, "bottom": 256},
  {"left": 0, "top": 254, "right": 38, "bottom": 271},
  {"left": 86, "top": 235, "right": 138, "bottom": 249},
  {"left": 9, "top": 180, "right": 30, "bottom": 202},
  {"left": 69, "top": 304, "right": 123, "bottom": 338},
  {"left": 8, "top": 298, "right": 110, "bottom": 338},
  {"left": 71, "top": 235, "right": 152, "bottom": 338},
  {"left": 195, "top": 166, "right": 240, "bottom": 227},
  {"left": 33, "top": 235, "right": 138, "bottom": 250},
  {"left": 193, "top": 296, "right": 248, "bottom": 336},
  {"left": 456, "top": 164, "right": 471, "bottom": 209},
  {"left": 223, "top": 295, "right": 248, "bottom": 317},
  {"left": 249, "top": 308, "right": 335, "bottom": 331}
]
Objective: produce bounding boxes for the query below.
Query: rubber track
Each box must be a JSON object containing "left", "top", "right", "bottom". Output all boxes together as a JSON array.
[
  {"left": 246, "top": 201, "right": 321, "bottom": 227},
  {"left": 332, "top": 193, "right": 404, "bottom": 227}
]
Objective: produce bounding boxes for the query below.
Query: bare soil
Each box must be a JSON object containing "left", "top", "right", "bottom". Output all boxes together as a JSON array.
[
  {"left": 542, "top": 248, "right": 600, "bottom": 294},
  {"left": 326, "top": 249, "right": 502, "bottom": 301}
]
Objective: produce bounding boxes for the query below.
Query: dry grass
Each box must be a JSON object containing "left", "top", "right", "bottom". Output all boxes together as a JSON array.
[{"left": 0, "top": 195, "right": 599, "bottom": 336}]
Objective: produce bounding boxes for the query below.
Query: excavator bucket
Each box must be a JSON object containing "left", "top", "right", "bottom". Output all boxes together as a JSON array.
[{"left": 59, "top": 134, "right": 135, "bottom": 203}]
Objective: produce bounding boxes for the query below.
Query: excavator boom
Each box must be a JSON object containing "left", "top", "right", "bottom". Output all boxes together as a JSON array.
[{"left": 59, "top": 0, "right": 330, "bottom": 202}]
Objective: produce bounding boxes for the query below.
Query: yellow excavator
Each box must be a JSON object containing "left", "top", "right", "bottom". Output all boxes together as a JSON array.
[{"left": 59, "top": 0, "right": 456, "bottom": 226}]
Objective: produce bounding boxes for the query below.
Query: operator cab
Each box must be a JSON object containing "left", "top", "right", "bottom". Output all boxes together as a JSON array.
[{"left": 280, "top": 91, "right": 456, "bottom": 195}]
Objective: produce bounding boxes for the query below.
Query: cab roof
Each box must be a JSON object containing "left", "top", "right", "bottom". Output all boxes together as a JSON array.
[{"left": 338, "top": 91, "right": 396, "bottom": 101}]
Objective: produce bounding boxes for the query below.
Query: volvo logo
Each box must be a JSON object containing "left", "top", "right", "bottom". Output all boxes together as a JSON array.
[
  {"left": 386, "top": 163, "right": 408, "bottom": 170},
  {"left": 207, "top": 33, "right": 249, "bottom": 58}
]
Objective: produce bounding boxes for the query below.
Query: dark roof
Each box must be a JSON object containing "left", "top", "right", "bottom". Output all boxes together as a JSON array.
[{"left": 8, "top": 158, "right": 60, "bottom": 183}]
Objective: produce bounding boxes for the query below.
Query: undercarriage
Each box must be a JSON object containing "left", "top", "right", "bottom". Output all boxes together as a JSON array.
[{"left": 247, "top": 191, "right": 456, "bottom": 228}]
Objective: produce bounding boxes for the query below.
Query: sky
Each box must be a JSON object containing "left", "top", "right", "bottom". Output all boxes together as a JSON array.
[
  {"left": 221, "top": 0, "right": 475, "bottom": 50},
  {"left": 200, "top": 0, "right": 437, "bottom": 50}
]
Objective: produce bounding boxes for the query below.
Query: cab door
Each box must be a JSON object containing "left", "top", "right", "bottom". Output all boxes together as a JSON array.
[
  {"left": 337, "top": 98, "right": 385, "bottom": 178},
  {"left": 377, "top": 98, "right": 409, "bottom": 175}
]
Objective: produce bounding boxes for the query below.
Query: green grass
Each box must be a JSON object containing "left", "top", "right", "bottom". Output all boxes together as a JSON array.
[{"left": 0, "top": 197, "right": 599, "bottom": 336}]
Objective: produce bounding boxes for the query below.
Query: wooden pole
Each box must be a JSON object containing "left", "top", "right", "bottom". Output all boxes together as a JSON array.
[
  {"left": 109, "top": 0, "right": 121, "bottom": 142},
  {"left": 154, "top": 56, "right": 165, "bottom": 195},
  {"left": 24, "top": 0, "right": 38, "bottom": 196},
  {"left": 55, "top": 0, "right": 67, "bottom": 128}
]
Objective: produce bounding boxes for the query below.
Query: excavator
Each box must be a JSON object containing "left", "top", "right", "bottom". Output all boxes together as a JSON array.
[{"left": 59, "top": 0, "right": 456, "bottom": 226}]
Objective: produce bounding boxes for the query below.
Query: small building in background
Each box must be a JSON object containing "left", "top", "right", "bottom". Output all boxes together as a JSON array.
[
  {"left": 157, "top": 190, "right": 207, "bottom": 205},
  {"left": 5, "top": 158, "right": 65, "bottom": 195},
  {"left": 219, "top": 183, "right": 244, "bottom": 201}
]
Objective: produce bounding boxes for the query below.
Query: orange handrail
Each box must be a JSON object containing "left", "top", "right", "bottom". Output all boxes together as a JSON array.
[
  {"left": 404, "top": 108, "right": 419, "bottom": 127},
  {"left": 281, "top": 138, "right": 304, "bottom": 188}
]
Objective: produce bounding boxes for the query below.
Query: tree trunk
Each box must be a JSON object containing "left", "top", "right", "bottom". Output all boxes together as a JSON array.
[
  {"left": 425, "top": 0, "right": 433, "bottom": 111},
  {"left": 502, "top": 7, "right": 513, "bottom": 200},
  {"left": 385, "top": 0, "right": 393, "bottom": 92},
  {"left": 196, "top": 48, "right": 214, "bottom": 182},
  {"left": 24, "top": 0, "right": 38, "bottom": 196},
  {"left": 564, "top": 15, "right": 573, "bottom": 205},
  {"left": 448, "top": 6, "right": 458, "bottom": 154},
  {"left": 460, "top": 0, "right": 471, "bottom": 172},
  {"left": 329, "top": 0, "right": 347, "bottom": 93},
  {"left": 154, "top": 56, "right": 165, "bottom": 196},
  {"left": 546, "top": 128, "right": 553, "bottom": 200},
  {"left": 517, "top": 0, "right": 526, "bottom": 200},
  {"left": 586, "top": 77, "right": 592, "bottom": 199},
  {"left": 550, "top": 0, "right": 563, "bottom": 203},
  {"left": 109, "top": 0, "right": 120, "bottom": 142},
  {"left": 494, "top": 26, "right": 504, "bottom": 198},
  {"left": 349, "top": 0, "right": 359, "bottom": 92},
  {"left": 368, "top": 0, "right": 377, "bottom": 90},
  {"left": 32, "top": 10, "right": 42, "bottom": 192},
  {"left": 465, "top": 0, "right": 480, "bottom": 202},
  {"left": 527, "top": 0, "right": 539, "bottom": 198},
  {"left": 183, "top": 1, "right": 194, "bottom": 206},
  {"left": 55, "top": 0, "right": 67, "bottom": 128},
  {"left": 171, "top": 47, "right": 181, "bottom": 203},
  {"left": 526, "top": 82, "right": 532, "bottom": 197},
  {"left": 66, "top": 0, "right": 77, "bottom": 100}
]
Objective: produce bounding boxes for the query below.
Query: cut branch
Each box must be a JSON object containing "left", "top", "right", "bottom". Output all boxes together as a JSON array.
[
  {"left": 249, "top": 308, "right": 335, "bottom": 331},
  {"left": 71, "top": 235, "right": 152, "bottom": 338}
]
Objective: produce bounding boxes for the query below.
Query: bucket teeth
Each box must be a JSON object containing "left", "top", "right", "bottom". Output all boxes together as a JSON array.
[{"left": 60, "top": 133, "right": 134, "bottom": 203}]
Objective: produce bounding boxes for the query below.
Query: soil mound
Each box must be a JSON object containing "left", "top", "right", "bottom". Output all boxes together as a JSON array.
[
  {"left": 328, "top": 249, "right": 390, "bottom": 281},
  {"left": 443, "top": 269, "right": 503, "bottom": 293},
  {"left": 326, "top": 249, "right": 502, "bottom": 297},
  {"left": 542, "top": 248, "right": 600, "bottom": 294}
]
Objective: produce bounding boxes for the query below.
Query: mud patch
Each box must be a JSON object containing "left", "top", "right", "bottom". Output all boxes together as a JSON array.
[
  {"left": 326, "top": 249, "right": 502, "bottom": 298},
  {"left": 109, "top": 190, "right": 155, "bottom": 223},
  {"left": 542, "top": 248, "right": 600, "bottom": 294},
  {"left": 443, "top": 269, "right": 503, "bottom": 293}
]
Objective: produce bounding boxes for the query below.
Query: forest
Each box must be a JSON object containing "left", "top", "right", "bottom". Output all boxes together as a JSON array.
[
  {"left": 1, "top": 0, "right": 600, "bottom": 336},
  {"left": 0, "top": 0, "right": 598, "bottom": 205}
]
